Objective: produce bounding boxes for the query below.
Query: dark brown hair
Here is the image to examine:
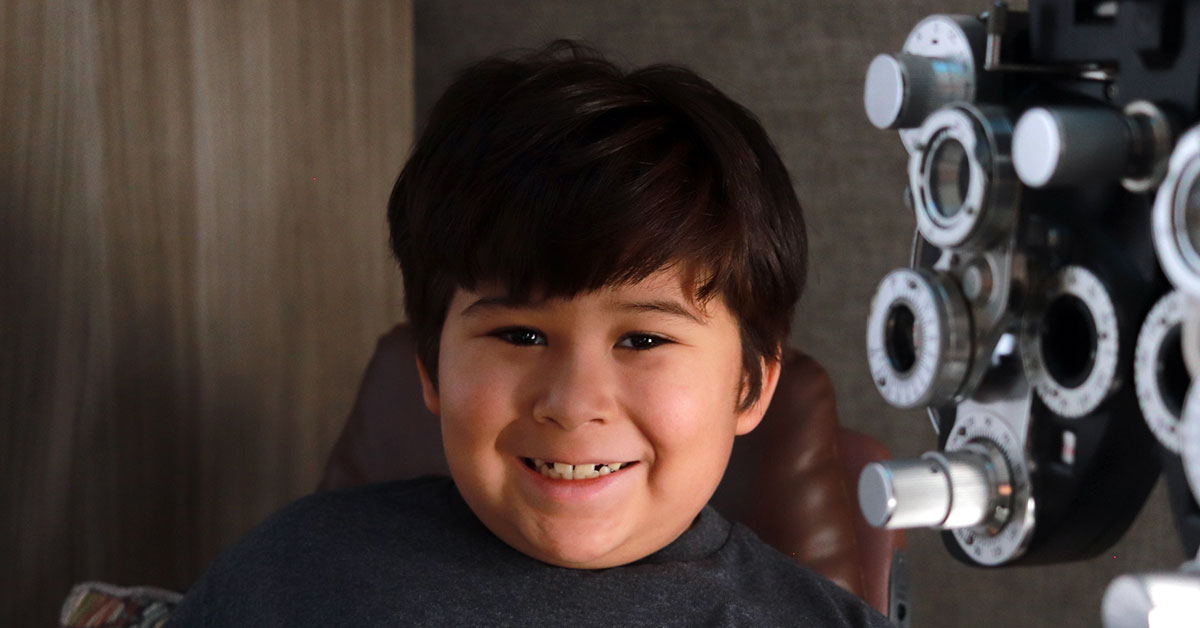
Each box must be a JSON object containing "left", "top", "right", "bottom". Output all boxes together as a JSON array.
[{"left": 388, "top": 40, "right": 806, "bottom": 411}]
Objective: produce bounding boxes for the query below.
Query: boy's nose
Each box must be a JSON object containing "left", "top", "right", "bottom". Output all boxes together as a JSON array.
[{"left": 531, "top": 348, "right": 616, "bottom": 431}]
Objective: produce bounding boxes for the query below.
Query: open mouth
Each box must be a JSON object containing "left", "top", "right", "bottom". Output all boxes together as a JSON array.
[{"left": 522, "top": 457, "right": 637, "bottom": 480}]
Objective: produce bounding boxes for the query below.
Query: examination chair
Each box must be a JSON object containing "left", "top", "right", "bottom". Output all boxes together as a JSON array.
[{"left": 320, "top": 324, "right": 906, "bottom": 616}]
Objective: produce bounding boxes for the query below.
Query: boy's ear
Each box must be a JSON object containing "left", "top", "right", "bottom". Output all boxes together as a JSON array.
[
  {"left": 734, "top": 347, "right": 783, "bottom": 436},
  {"left": 414, "top": 355, "right": 441, "bottom": 416}
]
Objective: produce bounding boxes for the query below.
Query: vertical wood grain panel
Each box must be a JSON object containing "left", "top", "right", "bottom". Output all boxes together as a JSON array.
[{"left": 0, "top": 2, "right": 413, "bottom": 623}]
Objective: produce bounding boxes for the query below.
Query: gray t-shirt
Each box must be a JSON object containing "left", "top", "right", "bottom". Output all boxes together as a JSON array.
[{"left": 167, "top": 475, "right": 893, "bottom": 627}]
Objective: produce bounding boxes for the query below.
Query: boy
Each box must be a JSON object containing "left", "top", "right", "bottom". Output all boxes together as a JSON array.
[{"left": 167, "top": 40, "right": 891, "bottom": 626}]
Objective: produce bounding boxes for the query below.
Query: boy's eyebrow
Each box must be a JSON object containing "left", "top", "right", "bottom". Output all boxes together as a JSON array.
[
  {"left": 460, "top": 296, "right": 707, "bottom": 325},
  {"left": 609, "top": 299, "right": 708, "bottom": 325},
  {"left": 460, "top": 296, "right": 538, "bottom": 317}
]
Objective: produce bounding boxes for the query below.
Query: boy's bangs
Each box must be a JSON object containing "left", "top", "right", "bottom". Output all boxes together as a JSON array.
[
  {"left": 389, "top": 41, "right": 807, "bottom": 405},
  {"left": 447, "top": 121, "right": 741, "bottom": 307}
]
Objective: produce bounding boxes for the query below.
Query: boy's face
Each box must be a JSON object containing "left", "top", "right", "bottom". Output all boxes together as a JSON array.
[{"left": 416, "top": 268, "right": 780, "bottom": 569}]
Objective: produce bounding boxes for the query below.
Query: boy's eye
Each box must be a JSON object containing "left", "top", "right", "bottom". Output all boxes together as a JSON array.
[
  {"left": 492, "top": 327, "right": 547, "bottom": 346},
  {"left": 617, "top": 333, "right": 672, "bottom": 351}
]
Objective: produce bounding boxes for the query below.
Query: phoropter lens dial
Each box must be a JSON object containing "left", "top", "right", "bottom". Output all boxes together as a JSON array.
[
  {"left": 909, "top": 104, "right": 1018, "bottom": 250},
  {"left": 1135, "top": 291, "right": 1194, "bottom": 453},
  {"left": 1153, "top": 125, "right": 1200, "bottom": 297},
  {"left": 1021, "top": 265, "right": 1122, "bottom": 418},
  {"left": 1182, "top": 386, "right": 1200, "bottom": 508},
  {"left": 945, "top": 412, "right": 1035, "bottom": 566},
  {"left": 867, "top": 268, "right": 973, "bottom": 409},
  {"left": 1185, "top": 310, "right": 1200, "bottom": 380}
]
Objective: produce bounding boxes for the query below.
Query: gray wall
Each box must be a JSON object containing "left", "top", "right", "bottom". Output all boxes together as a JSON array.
[{"left": 414, "top": 1, "right": 1183, "bottom": 626}]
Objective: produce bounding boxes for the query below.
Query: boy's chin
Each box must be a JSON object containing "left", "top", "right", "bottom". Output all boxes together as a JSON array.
[
  {"left": 505, "top": 522, "right": 665, "bottom": 570},
  {"left": 522, "top": 539, "right": 649, "bottom": 570}
]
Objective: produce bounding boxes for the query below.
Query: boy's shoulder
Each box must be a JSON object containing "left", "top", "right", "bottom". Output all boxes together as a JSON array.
[
  {"left": 268, "top": 474, "right": 457, "bottom": 528},
  {"left": 225, "top": 475, "right": 452, "bottom": 548},
  {"left": 233, "top": 474, "right": 482, "bottom": 564},
  {"left": 166, "top": 475, "right": 480, "bottom": 625},
  {"left": 717, "top": 523, "right": 893, "bottom": 626}
]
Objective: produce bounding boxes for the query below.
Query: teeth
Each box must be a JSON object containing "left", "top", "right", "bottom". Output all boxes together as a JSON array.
[
  {"left": 575, "top": 464, "right": 597, "bottom": 479},
  {"left": 553, "top": 462, "right": 573, "bottom": 480},
  {"left": 529, "top": 459, "right": 630, "bottom": 480}
]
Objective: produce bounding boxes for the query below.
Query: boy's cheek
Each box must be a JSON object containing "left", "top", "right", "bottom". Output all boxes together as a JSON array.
[
  {"left": 437, "top": 359, "right": 530, "bottom": 441},
  {"left": 630, "top": 360, "right": 744, "bottom": 418}
]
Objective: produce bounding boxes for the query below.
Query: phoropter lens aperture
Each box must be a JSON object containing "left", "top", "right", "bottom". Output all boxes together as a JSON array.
[
  {"left": 1040, "top": 294, "right": 1098, "bottom": 390},
  {"left": 1158, "top": 326, "right": 1190, "bottom": 418},
  {"left": 930, "top": 138, "right": 970, "bottom": 221},
  {"left": 885, "top": 303, "right": 919, "bottom": 374}
]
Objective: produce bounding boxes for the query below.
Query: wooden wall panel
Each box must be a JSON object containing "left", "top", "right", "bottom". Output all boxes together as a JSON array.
[{"left": 0, "top": 2, "right": 413, "bottom": 623}]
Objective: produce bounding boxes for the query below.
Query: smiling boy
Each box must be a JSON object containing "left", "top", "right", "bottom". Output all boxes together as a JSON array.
[
  {"left": 167, "top": 40, "right": 891, "bottom": 627},
  {"left": 435, "top": 269, "right": 766, "bottom": 570}
]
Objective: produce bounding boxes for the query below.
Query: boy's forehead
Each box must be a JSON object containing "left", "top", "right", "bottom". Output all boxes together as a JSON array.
[{"left": 454, "top": 269, "right": 723, "bottom": 322}]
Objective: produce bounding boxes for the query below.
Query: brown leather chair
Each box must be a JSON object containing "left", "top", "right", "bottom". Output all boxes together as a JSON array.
[{"left": 320, "top": 324, "right": 905, "bottom": 615}]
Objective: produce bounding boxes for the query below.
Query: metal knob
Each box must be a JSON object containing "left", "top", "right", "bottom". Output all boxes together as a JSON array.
[
  {"left": 1102, "top": 565, "right": 1200, "bottom": 628},
  {"left": 865, "top": 53, "right": 973, "bottom": 130},
  {"left": 858, "top": 448, "right": 1006, "bottom": 529},
  {"left": 1012, "top": 106, "right": 1131, "bottom": 188}
]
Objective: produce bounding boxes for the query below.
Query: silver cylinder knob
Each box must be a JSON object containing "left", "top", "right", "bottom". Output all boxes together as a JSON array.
[
  {"left": 1102, "top": 565, "right": 1200, "bottom": 628},
  {"left": 865, "top": 53, "right": 973, "bottom": 130},
  {"left": 1012, "top": 106, "right": 1132, "bottom": 188},
  {"left": 858, "top": 448, "right": 1003, "bottom": 529}
]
